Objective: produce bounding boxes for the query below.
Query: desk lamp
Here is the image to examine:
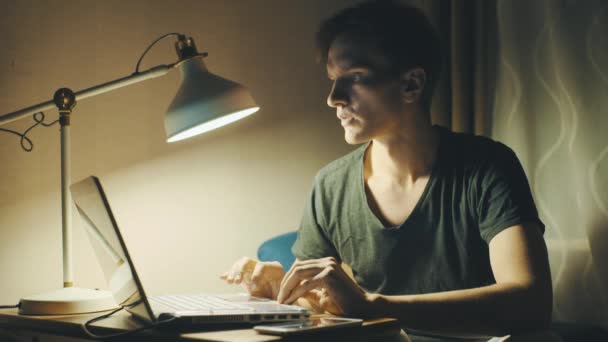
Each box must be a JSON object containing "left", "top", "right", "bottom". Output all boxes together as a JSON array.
[{"left": 0, "top": 33, "right": 259, "bottom": 315}]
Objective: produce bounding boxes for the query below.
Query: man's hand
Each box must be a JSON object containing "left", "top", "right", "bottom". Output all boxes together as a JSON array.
[
  {"left": 220, "top": 257, "right": 285, "bottom": 299},
  {"left": 296, "top": 288, "right": 342, "bottom": 315},
  {"left": 277, "top": 257, "right": 372, "bottom": 317}
]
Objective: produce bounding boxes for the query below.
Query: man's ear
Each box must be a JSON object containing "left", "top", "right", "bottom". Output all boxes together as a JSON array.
[{"left": 401, "top": 67, "right": 426, "bottom": 104}]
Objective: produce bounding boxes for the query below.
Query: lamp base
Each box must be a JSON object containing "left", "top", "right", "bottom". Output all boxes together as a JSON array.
[{"left": 19, "top": 287, "right": 117, "bottom": 315}]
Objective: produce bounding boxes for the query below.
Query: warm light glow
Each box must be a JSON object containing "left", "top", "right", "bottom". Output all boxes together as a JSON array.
[{"left": 166, "top": 107, "right": 259, "bottom": 143}]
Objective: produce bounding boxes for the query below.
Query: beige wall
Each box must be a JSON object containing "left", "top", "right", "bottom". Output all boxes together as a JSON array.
[{"left": 0, "top": 0, "right": 355, "bottom": 303}]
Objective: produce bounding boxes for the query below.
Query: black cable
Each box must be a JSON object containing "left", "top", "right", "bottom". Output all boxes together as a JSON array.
[
  {"left": 0, "top": 303, "right": 19, "bottom": 309},
  {"left": 81, "top": 305, "right": 177, "bottom": 340},
  {"left": 134, "top": 32, "right": 182, "bottom": 74},
  {"left": 0, "top": 112, "right": 58, "bottom": 152}
]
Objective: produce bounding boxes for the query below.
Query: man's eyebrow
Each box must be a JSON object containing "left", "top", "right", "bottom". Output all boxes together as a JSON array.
[
  {"left": 327, "top": 60, "right": 373, "bottom": 78},
  {"left": 329, "top": 58, "right": 374, "bottom": 70}
]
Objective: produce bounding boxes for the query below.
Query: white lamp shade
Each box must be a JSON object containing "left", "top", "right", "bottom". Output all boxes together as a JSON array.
[{"left": 165, "top": 56, "right": 259, "bottom": 143}]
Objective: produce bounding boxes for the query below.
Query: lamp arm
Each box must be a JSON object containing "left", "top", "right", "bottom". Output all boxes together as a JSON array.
[{"left": 0, "top": 64, "right": 174, "bottom": 126}]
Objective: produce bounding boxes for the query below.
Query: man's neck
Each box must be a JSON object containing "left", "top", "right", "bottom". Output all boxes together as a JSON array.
[{"left": 365, "top": 122, "right": 439, "bottom": 188}]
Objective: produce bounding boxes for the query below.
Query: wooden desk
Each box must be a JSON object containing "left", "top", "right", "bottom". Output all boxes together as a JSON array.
[{"left": 0, "top": 309, "right": 402, "bottom": 341}]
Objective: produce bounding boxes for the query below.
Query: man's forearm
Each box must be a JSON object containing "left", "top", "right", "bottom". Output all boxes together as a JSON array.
[{"left": 366, "top": 282, "right": 552, "bottom": 338}]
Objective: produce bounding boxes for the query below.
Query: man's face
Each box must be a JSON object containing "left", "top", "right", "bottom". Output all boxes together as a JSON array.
[{"left": 326, "top": 35, "right": 406, "bottom": 145}]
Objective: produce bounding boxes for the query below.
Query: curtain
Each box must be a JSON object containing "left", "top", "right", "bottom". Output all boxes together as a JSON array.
[
  {"left": 491, "top": 0, "right": 608, "bottom": 328},
  {"left": 417, "top": 0, "right": 608, "bottom": 329},
  {"left": 418, "top": 0, "right": 497, "bottom": 136}
]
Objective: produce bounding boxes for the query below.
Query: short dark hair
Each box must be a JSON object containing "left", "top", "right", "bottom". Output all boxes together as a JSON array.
[{"left": 316, "top": 0, "right": 442, "bottom": 111}]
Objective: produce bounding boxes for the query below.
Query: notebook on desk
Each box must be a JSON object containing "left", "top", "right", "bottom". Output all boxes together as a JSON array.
[{"left": 70, "top": 176, "right": 309, "bottom": 326}]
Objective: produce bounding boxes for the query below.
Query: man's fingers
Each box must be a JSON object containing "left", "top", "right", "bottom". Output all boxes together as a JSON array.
[
  {"left": 306, "top": 289, "right": 323, "bottom": 302},
  {"left": 279, "top": 259, "right": 327, "bottom": 298},
  {"left": 291, "top": 257, "right": 338, "bottom": 266},
  {"left": 251, "top": 261, "right": 266, "bottom": 283},
  {"left": 318, "top": 290, "right": 342, "bottom": 315},
  {"left": 280, "top": 257, "right": 337, "bottom": 289},
  {"left": 280, "top": 261, "right": 298, "bottom": 290},
  {"left": 226, "top": 272, "right": 236, "bottom": 284},
  {"left": 295, "top": 290, "right": 324, "bottom": 313},
  {"left": 283, "top": 266, "right": 333, "bottom": 304},
  {"left": 277, "top": 265, "right": 325, "bottom": 303},
  {"left": 220, "top": 257, "right": 256, "bottom": 284},
  {"left": 270, "top": 279, "right": 280, "bottom": 299},
  {"left": 234, "top": 272, "right": 244, "bottom": 284},
  {"left": 283, "top": 278, "right": 323, "bottom": 304},
  {"left": 319, "top": 295, "right": 330, "bottom": 307},
  {"left": 226, "top": 262, "right": 240, "bottom": 282},
  {"left": 227, "top": 267, "right": 241, "bottom": 284}
]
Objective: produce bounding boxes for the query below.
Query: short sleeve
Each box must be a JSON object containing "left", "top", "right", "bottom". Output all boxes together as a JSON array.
[
  {"left": 476, "top": 145, "right": 545, "bottom": 243},
  {"left": 291, "top": 179, "right": 339, "bottom": 261}
]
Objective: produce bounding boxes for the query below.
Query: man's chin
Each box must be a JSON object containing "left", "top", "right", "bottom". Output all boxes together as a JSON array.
[{"left": 343, "top": 132, "right": 368, "bottom": 145}]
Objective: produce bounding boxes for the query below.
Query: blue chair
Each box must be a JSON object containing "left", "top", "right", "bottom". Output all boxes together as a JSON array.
[{"left": 257, "top": 231, "right": 298, "bottom": 270}]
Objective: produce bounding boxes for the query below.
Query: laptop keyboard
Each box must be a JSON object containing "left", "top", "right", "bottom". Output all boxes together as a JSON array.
[{"left": 151, "top": 294, "right": 249, "bottom": 311}]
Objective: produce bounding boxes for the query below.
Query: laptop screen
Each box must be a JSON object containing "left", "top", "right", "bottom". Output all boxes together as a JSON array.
[{"left": 70, "top": 176, "right": 155, "bottom": 322}]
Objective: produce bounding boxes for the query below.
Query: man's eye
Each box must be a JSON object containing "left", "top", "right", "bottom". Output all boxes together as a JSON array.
[{"left": 352, "top": 73, "right": 364, "bottom": 82}]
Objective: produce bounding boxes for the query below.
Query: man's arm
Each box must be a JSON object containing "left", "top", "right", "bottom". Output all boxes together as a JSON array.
[
  {"left": 279, "top": 222, "right": 552, "bottom": 338},
  {"left": 366, "top": 222, "right": 552, "bottom": 338}
]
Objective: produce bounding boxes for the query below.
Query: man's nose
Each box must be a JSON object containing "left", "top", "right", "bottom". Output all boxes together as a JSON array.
[{"left": 326, "top": 80, "right": 348, "bottom": 108}]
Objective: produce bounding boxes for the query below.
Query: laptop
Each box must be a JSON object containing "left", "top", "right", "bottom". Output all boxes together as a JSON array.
[{"left": 70, "top": 176, "right": 309, "bottom": 326}]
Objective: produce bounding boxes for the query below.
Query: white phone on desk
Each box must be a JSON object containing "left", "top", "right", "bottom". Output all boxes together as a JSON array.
[{"left": 254, "top": 317, "right": 363, "bottom": 335}]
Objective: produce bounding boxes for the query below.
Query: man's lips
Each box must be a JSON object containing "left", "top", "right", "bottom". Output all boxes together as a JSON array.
[
  {"left": 337, "top": 110, "right": 356, "bottom": 127},
  {"left": 337, "top": 109, "right": 355, "bottom": 121},
  {"left": 338, "top": 113, "right": 355, "bottom": 126},
  {"left": 340, "top": 117, "right": 354, "bottom": 127}
]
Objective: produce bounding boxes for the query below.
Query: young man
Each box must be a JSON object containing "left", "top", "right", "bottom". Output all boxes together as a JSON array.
[{"left": 222, "top": 1, "right": 553, "bottom": 340}]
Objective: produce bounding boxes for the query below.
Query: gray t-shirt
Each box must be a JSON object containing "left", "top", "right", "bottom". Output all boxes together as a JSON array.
[{"left": 292, "top": 126, "right": 544, "bottom": 295}]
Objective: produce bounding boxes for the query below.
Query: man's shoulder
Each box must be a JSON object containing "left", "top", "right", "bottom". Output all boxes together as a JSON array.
[
  {"left": 440, "top": 126, "right": 516, "bottom": 164},
  {"left": 314, "top": 143, "right": 368, "bottom": 185}
]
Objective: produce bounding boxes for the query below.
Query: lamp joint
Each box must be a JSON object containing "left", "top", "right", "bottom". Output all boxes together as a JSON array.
[
  {"left": 59, "top": 113, "right": 70, "bottom": 126},
  {"left": 175, "top": 35, "right": 201, "bottom": 60},
  {"left": 53, "top": 88, "right": 77, "bottom": 111}
]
